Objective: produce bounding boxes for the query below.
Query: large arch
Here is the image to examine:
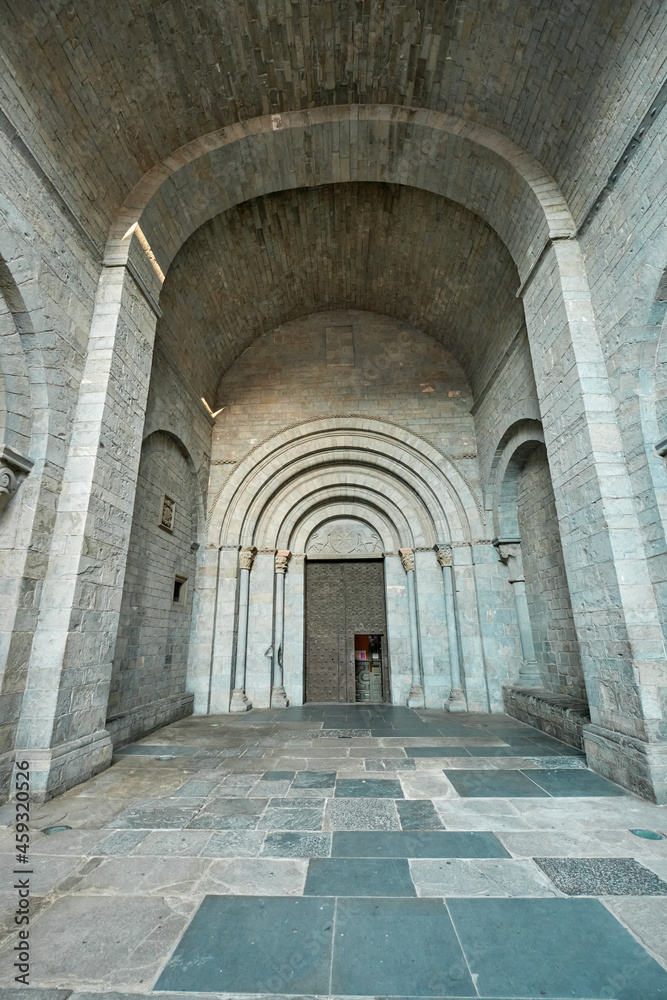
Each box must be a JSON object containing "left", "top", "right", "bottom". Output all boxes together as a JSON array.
[
  {"left": 18, "top": 101, "right": 667, "bottom": 805},
  {"left": 106, "top": 105, "right": 575, "bottom": 290}
]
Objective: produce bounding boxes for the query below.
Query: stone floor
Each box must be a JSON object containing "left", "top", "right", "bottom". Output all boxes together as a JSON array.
[{"left": 2, "top": 705, "right": 667, "bottom": 999}]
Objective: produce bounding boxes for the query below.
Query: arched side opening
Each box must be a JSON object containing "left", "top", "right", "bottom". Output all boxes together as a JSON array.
[{"left": 491, "top": 423, "right": 588, "bottom": 747}]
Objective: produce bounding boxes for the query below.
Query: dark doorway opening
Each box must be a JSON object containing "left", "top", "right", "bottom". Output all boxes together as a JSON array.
[{"left": 304, "top": 559, "right": 389, "bottom": 703}]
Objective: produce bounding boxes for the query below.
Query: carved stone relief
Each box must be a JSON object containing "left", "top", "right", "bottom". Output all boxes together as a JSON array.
[{"left": 306, "top": 518, "right": 383, "bottom": 559}]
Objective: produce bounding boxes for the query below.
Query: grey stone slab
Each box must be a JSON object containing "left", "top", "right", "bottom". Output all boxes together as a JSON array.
[
  {"left": 448, "top": 897, "right": 667, "bottom": 999},
  {"left": 30, "top": 829, "right": 108, "bottom": 855},
  {"left": 304, "top": 857, "right": 415, "bottom": 896},
  {"left": 405, "top": 746, "right": 472, "bottom": 757},
  {"left": 198, "top": 796, "right": 268, "bottom": 815},
  {"left": 397, "top": 799, "right": 444, "bottom": 830},
  {"left": 96, "top": 830, "right": 148, "bottom": 855},
  {"left": 198, "top": 858, "right": 308, "bottom": 895},
  {"left": 324, "top": 798, "right": 401, "bottom": 831},
  {"left": 261, "top": 832, "right": 332, "bottom": 857},
  {"left": 523, "top": 755, "right": 588, "bottom": 769},
  {"left": 171, "top": 780, "right": 219, "bottom": 796},
  {"left": 534, "top": 857, "right": 667, "bottom": 896},
  {"left": 155, "top": 895, "right": 334, "bottom": 993},
  {"left": 71, "top": 855, "right": 209, "bottom": 895},
  {"left": 262, "top": 770, "right": 296, "bottom": 779},
  {"left": 115, "top": 745, "right": 199, "bottom": 756},
  {"left": 105, "top": 802, "right": 201, "bottom": 829},
  {"left": 335, "top": 777, "right": 404, "bottom": 797},
  {"left": 0, "top": 894, "right": 190, "bottom": 990},
  {"left": 332, "top": 896, "right": 474, "bottom": 996},
  {"left": 364, "top": 757, "right": 416, "bottom": 770},
  {"left": 0, "top": 852, "right": 84, "bottom": 895},
  {"left": 186, "top": 813, "right": 260, "bottom": 830},
  {"left": 203, "top": 831, "right": 266, "bottom": 856},
  {"left": 258, "top": 806, "right": 324, "bottom": 831},
  {"left": 409, "top": 858, "right": 560, "bottom": 897},
  {"left": 292, "top": 770, "right": 337, "bottom": 787},
  {"left": 131, "top": 831, "right": 213, "bottom": 855}
]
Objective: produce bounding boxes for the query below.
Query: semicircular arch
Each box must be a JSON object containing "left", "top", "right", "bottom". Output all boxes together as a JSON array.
[{"left": 106, "top": 106, "right": 575, "bottom": 287}]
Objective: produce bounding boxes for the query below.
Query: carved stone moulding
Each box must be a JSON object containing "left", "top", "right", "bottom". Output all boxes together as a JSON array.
[{"left": 0, "top": 444, "right": 34, "bottom": 511}]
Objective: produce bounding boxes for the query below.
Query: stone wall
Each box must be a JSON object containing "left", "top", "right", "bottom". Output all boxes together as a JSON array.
[
  {"left": 107, "top": 430, "right": 197, "bottom": 744},
  {"left": 212, "top": 309, "right": 475, "bottom": 464},
  {"left": 517, "top": 443, "right": 585, "bottom": 700}
]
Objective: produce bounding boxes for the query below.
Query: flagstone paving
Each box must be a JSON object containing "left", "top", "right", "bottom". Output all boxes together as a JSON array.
[{"left": 1, "top": 705, "right": 667, "bottom": 998}]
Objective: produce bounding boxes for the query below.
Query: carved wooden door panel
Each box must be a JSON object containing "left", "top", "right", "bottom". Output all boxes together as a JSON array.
[
  {"left": 305, "top": 560, "right": 387, "bottom": 702},
  {"left": 305, "top": 561, "right": 347, "bottom": 702}
]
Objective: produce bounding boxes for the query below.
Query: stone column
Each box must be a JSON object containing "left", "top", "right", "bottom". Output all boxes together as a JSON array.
[
  {"left": 494, "top": 538, "right": 541, "bottom": 688},
  {"left": 400, "top": 548, "right": 424, "bottom": 708},
  {"left": 13, "top": 254, "right": 161, "bottom": 801},
  {"left": 272, "top": 550, "right": 291, "bottom": 708},
  {"left": 230, "top": 546, "right": 256, "bottom": 712},
  {"left": 435, "top": 544, "right": 467, "bottom": 711}
]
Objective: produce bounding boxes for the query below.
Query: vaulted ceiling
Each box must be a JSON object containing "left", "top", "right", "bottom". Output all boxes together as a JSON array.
[
  {"left": 157, "top": 181, "right": 522, "bottom": 401},
  {"left": 0, "top": 1, "right": 663, "bottom": 247}
]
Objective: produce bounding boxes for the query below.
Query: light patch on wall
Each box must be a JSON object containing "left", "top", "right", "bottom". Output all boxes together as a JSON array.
[
  {"left": 201, "top": 397, "right": 225, "bottom": 418},
  {"left": 326, "top": 325, "right": 355, "bottom": 366},
  {"left": 420, "top": 383, "right": 434, "bottom": 392}
]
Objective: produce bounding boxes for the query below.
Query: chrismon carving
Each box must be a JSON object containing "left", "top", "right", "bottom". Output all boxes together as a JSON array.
[{"left": 307, "top": 518, "right": 383, "bottom": 558}]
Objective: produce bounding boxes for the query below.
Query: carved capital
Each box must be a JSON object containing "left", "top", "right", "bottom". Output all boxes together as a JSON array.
[
  {"left": 434, "top": 544, "right": 452, "bottom": 568},
  {"left": 0, "top": 444, "right": 34, "bottom": 511},
  {"left": 493, "top": 537, "right": 524, "bottom": 579},
  {"left": 238, "top": 546, "right": 257, "bottom": 571},
  {"left": 399, "top": 547, "right": 414, "bottom": 573},
  {"left": 275, "top": 550, "right": 291, "bottom": 574}
]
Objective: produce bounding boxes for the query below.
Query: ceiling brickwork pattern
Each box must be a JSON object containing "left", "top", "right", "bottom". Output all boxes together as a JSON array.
[
  {"left": 157, "top": 181, "right": 522, "bottom": 401},
  {"left": 0, "top": 1, "right": 664, "bottom": 242}
]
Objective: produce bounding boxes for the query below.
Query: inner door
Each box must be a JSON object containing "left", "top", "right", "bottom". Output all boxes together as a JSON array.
[{"left": 305, "top": 559, "right": 388, "bottom": 702}]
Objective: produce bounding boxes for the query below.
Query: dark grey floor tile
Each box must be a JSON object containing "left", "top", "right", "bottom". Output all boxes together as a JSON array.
[
  {"left": 114, "top": 744, "right": 198, "bottom": 756},
  {"left": 526, "top": 768, "right": 627, "bottom": 796},
  {"left": 397, "top": 799, "right": 445, "bottom": 830},
  {"left": 332, "top": 830, "right": 511, "bottom": 859},
  {"left": 262, "top": 770, "right": 296, "bottom": 780},
  {"left": 365, "top": 758, "right": 417, "bottom": 771},
  {"left": 292, "top": 770, "right": 337, "bottom": 788},
  {"left": 304, "top": 857, "right": 415, "bottom": 896},
  {"left": 332, "top": 896, "right": 475, "bottom": 996},
  {"left": 155, "top": 895, "right": 335, "bottom": 993},
  {"left": 448, "top": 897, "right": 667, "bottom": 999},
  {"left": 444, "top": 769, "right": 550, "bottom": 797},
  {"left": 261, "top": 832, "right": 332, "bottom": 857},
  {"left": 405, "top": 747, "right": 472, "bottom": 757},
  {"left": 465, "top": 745, "right": 546, "bottom": 757},
  {"left": 534, "top": 857, "right": 667, "bottom": 896},
  {"left": 335, "top": 778, "right": 404, "bottom": 798}
]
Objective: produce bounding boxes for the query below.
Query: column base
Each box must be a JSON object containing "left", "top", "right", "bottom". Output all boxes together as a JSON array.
[
  {"left": 271, "top": 685, "right": 289, "bottom": 708},
  {"left": 583, "top": 723, "right": 667, "bottom": 804},
  {"left": 12, "top": 730, "right": 113, "bottom": 803},
  {"left": 518, "top": 661, "right": 542, "bottom": 687},
  {"left": 445, "top": 688, "right": 468, "bottom": 712},
  {"left": 229, "top": 688, "right": 252, "bottom": 713},
  {"left": 406, "top": 685, "right": 425, "bottom": 709}
]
